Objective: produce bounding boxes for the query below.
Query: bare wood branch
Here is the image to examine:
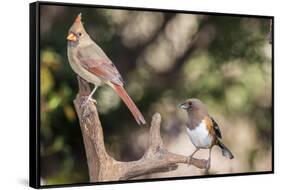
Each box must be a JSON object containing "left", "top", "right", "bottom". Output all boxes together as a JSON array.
[{"left": 73, "top": 76, "right": 208, "bottom": 182}]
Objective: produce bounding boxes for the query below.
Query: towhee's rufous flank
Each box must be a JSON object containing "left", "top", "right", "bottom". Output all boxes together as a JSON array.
[
  {"left": 67, "top": 14, "right": 146, "bottom": 125},
  {"left": 178, "top": 98, "right": 234, "bottom": 169}
]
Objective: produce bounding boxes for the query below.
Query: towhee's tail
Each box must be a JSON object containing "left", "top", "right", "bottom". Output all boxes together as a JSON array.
[
  {"left": 217, "top": 140, "right": 234, "bottom": 159},
  {"left": 112, "top": 84, "right": 146, "bottom": 125}
]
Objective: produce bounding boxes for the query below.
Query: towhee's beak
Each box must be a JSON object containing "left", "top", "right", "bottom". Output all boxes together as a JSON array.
[
  {"left": 178, "top": 102, "right": 189, "bottom": 109},
  {"left": 67, "top": 33, "right": 77, "bottom": 41}
]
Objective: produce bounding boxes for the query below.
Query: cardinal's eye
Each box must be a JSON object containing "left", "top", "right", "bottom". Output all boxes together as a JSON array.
[
  {"left": 188, "top": 102, "right": 192, "bottom": 106},
  {"left": 78, "top": 32, "right": 82, "bottom": 37}
]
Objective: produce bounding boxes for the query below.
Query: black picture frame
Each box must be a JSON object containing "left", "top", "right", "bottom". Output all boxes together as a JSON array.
[{"left": 30, "top": 1, "right": 274, "bottom": 189}]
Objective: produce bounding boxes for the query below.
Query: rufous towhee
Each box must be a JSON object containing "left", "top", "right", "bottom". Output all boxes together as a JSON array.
[
  {"left": 67, "top": 14, "right": 146, "bottom": 125},
  {"left": 178, "top": 98, "right": 234, "bottom": 169}
]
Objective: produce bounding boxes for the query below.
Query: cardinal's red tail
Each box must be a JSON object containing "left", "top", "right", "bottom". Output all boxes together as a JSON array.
[{"left": 112, "top": 84, "right": 146, "bottom": 125}]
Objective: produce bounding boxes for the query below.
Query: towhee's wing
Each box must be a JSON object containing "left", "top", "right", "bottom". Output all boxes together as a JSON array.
[
  {"left": 211, "top": 117, "right": 222, "bottom": 139},
  {"left": 77, "top": 44, "right": 125, "bottom": 86}
]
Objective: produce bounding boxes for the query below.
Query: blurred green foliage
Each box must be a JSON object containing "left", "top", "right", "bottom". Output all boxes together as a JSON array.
[{"left": 39, "top": 5, "right": 272, "bottom": 185}]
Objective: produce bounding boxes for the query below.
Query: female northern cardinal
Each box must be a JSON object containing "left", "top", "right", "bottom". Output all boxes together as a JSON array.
[{"left": 67, "top": 13, "right": 146, "bottom": 125}]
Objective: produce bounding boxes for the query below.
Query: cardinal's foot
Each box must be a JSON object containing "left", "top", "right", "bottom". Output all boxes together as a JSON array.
[
  {"left": 89, "top": 98, "right": 97, "bottom": 104},
  {"left": 79, "top": 96, "right": 98, "bottom": 121},
  {"left": 80, "top": 97, "right": 97, "bottom": 109}
]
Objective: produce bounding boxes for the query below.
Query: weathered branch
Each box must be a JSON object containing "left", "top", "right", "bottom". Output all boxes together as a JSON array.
[{"left": 74, "top": 76, "right": 208, "bottom": 182}]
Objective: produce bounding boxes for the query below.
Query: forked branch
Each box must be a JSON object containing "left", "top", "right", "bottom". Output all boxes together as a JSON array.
[{"left": 73, "top": 76, "right": 208, "bottom": 182}]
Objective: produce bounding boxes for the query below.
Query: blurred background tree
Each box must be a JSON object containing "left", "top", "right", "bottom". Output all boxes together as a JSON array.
[{"left": 40, "top": 4, "right": 272, "bottom": 185}]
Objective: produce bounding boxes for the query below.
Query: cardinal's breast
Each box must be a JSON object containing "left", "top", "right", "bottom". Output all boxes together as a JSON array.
[{"left": 67, "top": 46, "right": 103, "bottom": 86}]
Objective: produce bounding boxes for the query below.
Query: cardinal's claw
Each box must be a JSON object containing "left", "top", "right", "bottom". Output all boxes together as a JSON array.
[
  {"left": 80, "top": 96, "right": 97, "bottom": 109},
  {"left": 89, "top": 98, "right": 97, "bottom": 104},
  {"left": 80, "top": 96, "right": 98, "bottom": 121}
]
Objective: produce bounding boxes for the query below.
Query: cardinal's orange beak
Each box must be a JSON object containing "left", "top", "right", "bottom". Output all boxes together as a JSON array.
[{"left": 67, "top": 33, "right": 77, "bottom": 41}]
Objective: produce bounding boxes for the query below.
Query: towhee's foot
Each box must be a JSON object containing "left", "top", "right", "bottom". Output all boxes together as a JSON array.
[
  {"left": 188, "top": 156, "right": 195, "bottom": 167},
  {"left": 206, "top": 158, "right": 211, "bottom": 171}
]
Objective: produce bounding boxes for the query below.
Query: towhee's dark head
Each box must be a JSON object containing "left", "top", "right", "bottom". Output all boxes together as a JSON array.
[{"left": 178, "top": 98, "right": 207, "bottom": 113}]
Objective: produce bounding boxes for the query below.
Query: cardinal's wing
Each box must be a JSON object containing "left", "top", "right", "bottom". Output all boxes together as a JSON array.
[{"left": 77, "top": 44, "right": 124, "bottom": 86}]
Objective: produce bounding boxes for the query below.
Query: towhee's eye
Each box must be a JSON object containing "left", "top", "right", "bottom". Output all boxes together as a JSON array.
[
  {"left": 78, "top": 32, "right": 82, "bottom": 37},
  {"left": 188, "top": 102, "right": 192, "bottom": 106}
]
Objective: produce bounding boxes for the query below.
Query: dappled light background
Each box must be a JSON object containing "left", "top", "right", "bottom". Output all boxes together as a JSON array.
[{"left": 40, "top": 4, "right": 272, "bottom": 185}]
